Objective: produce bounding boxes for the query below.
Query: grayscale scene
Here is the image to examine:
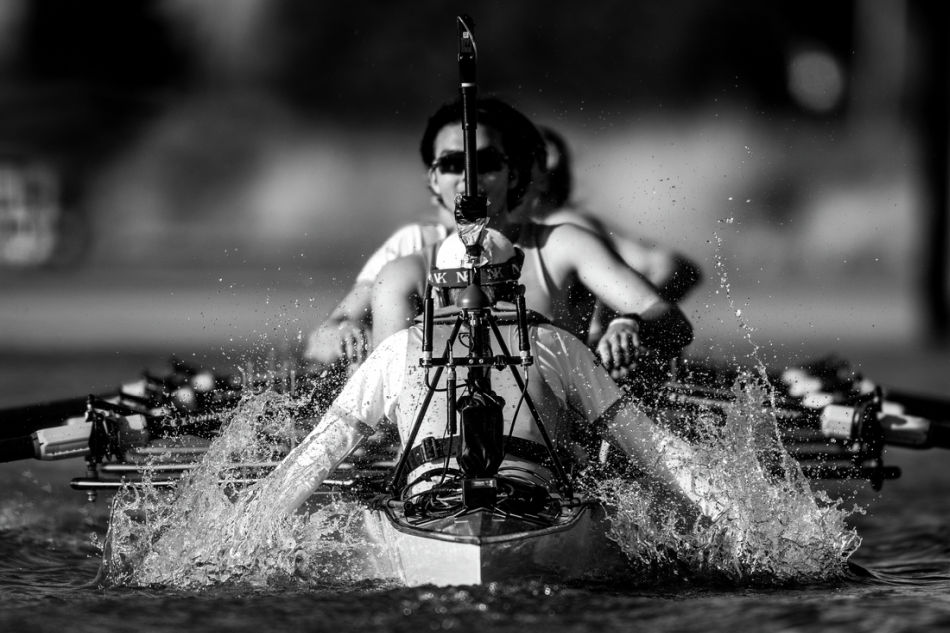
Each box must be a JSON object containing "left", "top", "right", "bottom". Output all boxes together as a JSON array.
[{"left": 1, "top": 2, "right": 948, "bottom": 632}]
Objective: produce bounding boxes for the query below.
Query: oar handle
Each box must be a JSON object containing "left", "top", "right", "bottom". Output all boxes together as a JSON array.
[{"left": 818, "top": 403, "right": 950, "bottom": 449}]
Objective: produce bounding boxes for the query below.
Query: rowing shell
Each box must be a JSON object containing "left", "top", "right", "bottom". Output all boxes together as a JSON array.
[{"left": 362, "top": 499, "right": 628, "bottom": 586}]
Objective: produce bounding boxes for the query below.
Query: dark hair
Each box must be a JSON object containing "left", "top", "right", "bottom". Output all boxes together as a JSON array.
[
  {"left": 538, "top": 126, "right": 573, "bottom": 209},
  {"left": 420, "top": 96, "right": 546, "bottom": 209}
]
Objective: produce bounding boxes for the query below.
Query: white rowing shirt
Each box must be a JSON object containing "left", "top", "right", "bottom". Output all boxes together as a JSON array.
[
  {"left": 332, "top": 321, "right": 622, "bottom": 463},
  {"left": 356, "top": 222, "right": 449, "bottom": 284}
]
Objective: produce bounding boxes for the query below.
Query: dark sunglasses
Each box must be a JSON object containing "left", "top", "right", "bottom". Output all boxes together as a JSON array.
[{"left": 431, "top": 147, "right": 508, "bottom": 175}]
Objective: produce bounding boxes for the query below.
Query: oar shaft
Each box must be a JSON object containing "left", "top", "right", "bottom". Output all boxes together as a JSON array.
[
  {"left": 663, "top": 385, "right": 950, "bottom": 449},
  {"left": 0, "top": 396, "right": 96, "bottom": 439},
  {"left": 0, "top": 435, "right": 39, "bottom": 462},
  {"left": 885, "top": 389, "right": 950, "bottom": 420}
]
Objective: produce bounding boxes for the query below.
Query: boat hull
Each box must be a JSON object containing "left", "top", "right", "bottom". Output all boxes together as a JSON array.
[{"left": 362, "top": 501, "right": 629, "bottom": 586}]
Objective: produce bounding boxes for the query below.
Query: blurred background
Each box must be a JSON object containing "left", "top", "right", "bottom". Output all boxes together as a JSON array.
[{"left": 0, "top": 0, "right": 947, "bottom": 397}]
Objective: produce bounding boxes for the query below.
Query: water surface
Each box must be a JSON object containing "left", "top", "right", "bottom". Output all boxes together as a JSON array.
[{"left": 2, "top": 346, "right": 949, "bottom": 633}]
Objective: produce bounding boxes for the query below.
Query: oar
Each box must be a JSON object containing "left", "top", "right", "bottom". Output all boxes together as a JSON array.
[
  {"left": 661, "top": 382, "right": 950, "bottom": 449},
  {"left": 0, "top": 395, "right": 222, "bottom": 463},
  {"left": 69, "top": 464, "right": 391, "bottom": 496},
  {"left": 0, "top": 356, "right": 341, "bottom": 462},
  {"left": 0, "top": 395, "right": 103, "bottom": 440},
  {"left": 0, "top": 362, "right": 200, "bottom": 441}
]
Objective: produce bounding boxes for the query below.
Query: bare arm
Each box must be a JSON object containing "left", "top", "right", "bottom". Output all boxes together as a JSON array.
[
  {"left": 563, "top": 226, "right": 663, "bottom": 315},
  {"left": 611, "top": 238, "right": 702, "bottom": 303},
  {"left": 371, "top": 254, "right": 427, "bottom": 347},
  {"left": 542, "top": 209, "right": 701, "bottom": 303},
  {"left": 547, "top": 224, "right": 693, "bottom": 377},
  {"left": 587, "top": 240, "right": 700, "bottom": 351},
  {"left": 304, "top": 222, "right": 450, "bottom": 366},
  {"left": 548, "top": 224, "right": 683, "bottom": 323},
  {"left": 304, "top": 282, "right": 374, "bottom": 365}
]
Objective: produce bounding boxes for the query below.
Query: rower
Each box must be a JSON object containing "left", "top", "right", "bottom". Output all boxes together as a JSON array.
[
  {"left": 394, "top": 228, "right": 605, "bottom": 496},
  {"left": 528, "top": 125, "right": 702, "bottom": 346},
  {"left": 303, "top": 113, "right": 700, "bottom": 370},
  {"left": 247, "top": 227, "right": 720, "bottom": 521},
  {"left": 227, "top": 58, "right": 767, "bottom": 526},
  {"left": 239, "top": 96, "right": 698, "bottom": 517},
  {"left": 372, "top": 97, "right": 693, "bottom": 381}
]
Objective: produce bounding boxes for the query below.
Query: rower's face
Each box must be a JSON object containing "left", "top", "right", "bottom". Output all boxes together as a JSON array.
[{"left": 428, "top": 124, "right": 516, "bottom": 219}]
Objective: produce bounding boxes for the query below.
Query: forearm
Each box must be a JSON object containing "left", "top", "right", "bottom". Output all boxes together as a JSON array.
[
  {"left": 305, "top": 283, "right": 374, "bottom": 364},
  {"left": 571, "top": 228, "right": 670, "bottom": 318},
  {"left": 327, "top": 282, "right": 374, "bottom": 326},
  {"left": 611, "top": 238, "right": 701, "bottom": 305},
  {"left": 371, "top": 265, "right": 422, "bottom": 347},
  {"left": 571, "top": 227, "right": 693, "bottom": 371}
]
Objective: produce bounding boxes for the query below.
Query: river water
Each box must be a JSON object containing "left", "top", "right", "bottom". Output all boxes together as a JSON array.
[{"left": 1, "top": 343, "right": 949, "bottom": 633}]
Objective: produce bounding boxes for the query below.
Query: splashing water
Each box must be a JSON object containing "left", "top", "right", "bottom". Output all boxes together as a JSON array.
[
  {"left": 101, "top": 237, "right": 862, "bottom": 589},
  {"left": 101, "top": 389, "right": 381, "bottom": 589},
  {"left": 101, "top": 375, "right": 860, "bottom": 589},
  {"left": 590, "top": 374, "right": 861, "bottom": 585},
  {"left": 581, "top": 228, "right": 860, "bottom": 584}
]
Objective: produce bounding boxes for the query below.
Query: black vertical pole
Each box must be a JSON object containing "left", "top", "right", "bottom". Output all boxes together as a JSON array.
[
  {"left": 458, "top": 15, "right": 479, "bottom": 203},
  {"left": 454, "top": 15, "right": 488, "bottom": 243}
]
